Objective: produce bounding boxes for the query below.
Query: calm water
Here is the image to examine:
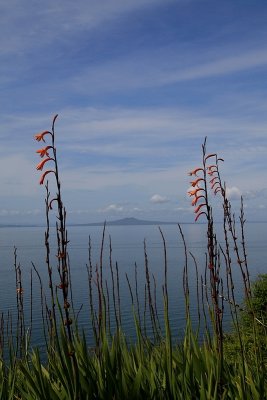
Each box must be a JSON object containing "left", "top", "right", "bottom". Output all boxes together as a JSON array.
[{"left": 0, "top": 222, "right": 266, "bottom": 349}]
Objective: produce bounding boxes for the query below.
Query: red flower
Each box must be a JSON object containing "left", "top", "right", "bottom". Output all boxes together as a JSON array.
[
  {"left": 34, "top": 130, "right": 51, "bottom": 142},
  {"left": 191, "top": 195, "right": 205, "bottom": 206},
  {"left": 209, "top": 177, "right": 217, "bottom": 184},
  {"left": 194, "top": 203, "right": 206, "bottom": 214},
  {"left": 190, "top": 177, "right": 204, "bottom": 187},
  {"left": 36, "top": 157, "right": 54, "bottom": 171},
  {"left": 188, "top": 187, "right": 204, "bottom": 197},
  {"left": 188, "top": 167, "right": 204, "bottom": 176},
  {"left": 36, "top": 146, "right": 53, "bottom": 158}
]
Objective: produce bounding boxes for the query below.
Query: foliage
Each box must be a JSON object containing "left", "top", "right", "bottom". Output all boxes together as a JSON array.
[
  {"left": 242, "top": 274, "right": 267, "bottom": 327},
  {"left": 224, "top": 274, "right": 267, "bottom": 366},
  {"left": 0, "top": 325, "right": 266, "bottom": 399}
]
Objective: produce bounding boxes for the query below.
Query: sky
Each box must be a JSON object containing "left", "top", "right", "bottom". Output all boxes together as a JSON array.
[{"left": 0, "top": 0, "right": 267, "bottom": 225}]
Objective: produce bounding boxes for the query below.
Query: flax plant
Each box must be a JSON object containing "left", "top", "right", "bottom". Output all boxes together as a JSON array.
[
  {"left": 35, "top": 115, "right": 73, "bottom": 343},
  {"left": 34, "top": 115, "right": 81, "bottom": 396},
  {"left": 188, "top": 137, "right": 224, "bottom": 352}
]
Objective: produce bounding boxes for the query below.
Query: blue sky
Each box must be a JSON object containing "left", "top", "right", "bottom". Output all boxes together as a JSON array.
[{"left": 0, "top": 0, "right": 267, "bottom": 224}]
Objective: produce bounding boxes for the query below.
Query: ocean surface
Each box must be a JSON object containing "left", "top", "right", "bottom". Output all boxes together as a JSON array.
[{"left": 0, "top": 222, "right": 266, "bottom": 349}]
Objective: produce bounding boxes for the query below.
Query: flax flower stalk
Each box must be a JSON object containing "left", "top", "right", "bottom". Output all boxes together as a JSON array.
[
  {"left": 187, "top": 138, "right": 223, "bottom": 356},
  {"left": 34, "top": 115, "right": 73, "bottom": 344}
]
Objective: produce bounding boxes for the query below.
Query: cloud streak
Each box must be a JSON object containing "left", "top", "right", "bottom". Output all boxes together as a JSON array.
[
  {"left": 150, "top": 194, "right": 169, "bottom": 204},
  {"left": 71, "top": 47, "right": 267, "bottom": 95}
]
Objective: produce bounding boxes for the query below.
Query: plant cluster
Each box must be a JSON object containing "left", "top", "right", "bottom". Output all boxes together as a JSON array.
[{"left": 0, "top": 116, "right": 266, "bottom": 399}]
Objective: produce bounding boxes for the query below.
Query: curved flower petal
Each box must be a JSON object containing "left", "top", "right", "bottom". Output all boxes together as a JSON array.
[
  {"left": 188, "top": 167, "right": 204, "bottom": 176},
  {"left": 40, "top": 170, "right": 55, "bottom": 185},
  {"left": 49, "top": 197, "right": 58, "bottom": 210},
  {"left": 190, "top": 177, "right": 204, "bottom": 187},
  {"left": 211, "top": 181, "right": 220, "bottom": 190},
  {"left": 188, "top": 187, "right": 205, "bottom": 197},
  {"left": 34, "top": 130, "right": 51, "bottom": 142},
  {"left": 205, "top": 153, "right": 217, "bottom": 161},
  {"left": 209, "top": 177, "right": 217, "bottom": 184},
  {"left": 36, "top": 157, "right": 54, "bottom": 171},
  {"left": 191, "top": 195, "right": 205, "bottom": 206},
  {"left": 195, "top": 211, "right": 207, "bottom": 222},
  {"left": 214, "top": 187, "right": 222, "bottom": 195},
  {"left": 194, "top": 203, "right": 206, "bottom": 214}
]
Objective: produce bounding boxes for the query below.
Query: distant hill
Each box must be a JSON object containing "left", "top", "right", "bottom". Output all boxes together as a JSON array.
[{"left": 77, "top": 217, "right": 178, "bottom": 227}]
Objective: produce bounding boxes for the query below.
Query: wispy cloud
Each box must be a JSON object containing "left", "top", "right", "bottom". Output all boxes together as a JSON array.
[
  {"left": 0, "top": 0, "right": 166, "bottom": 55},
  {"left": 0, "top": 208, "right": 41, "bottom": 216},
  {"left": 71, "top": 47, "right": 267, "bottom": 95},
  {"left": 99, "top": 204, "right": 124, "bottom": 213},
  {"left": 150, "top": 194, "right": 169, "bottom": 204}
]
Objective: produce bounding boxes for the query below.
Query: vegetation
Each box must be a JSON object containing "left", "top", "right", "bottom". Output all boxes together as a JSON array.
[
  {"left": 0, "top": 115, "right": 266, "bottom": 399},
  {"left": 224, "top": 274, "right": 267, "bottom": 365}
]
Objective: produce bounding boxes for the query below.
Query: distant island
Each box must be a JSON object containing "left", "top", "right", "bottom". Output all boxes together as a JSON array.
[{"left": 76, "top": 217, "right": 179, "bottom": 227}]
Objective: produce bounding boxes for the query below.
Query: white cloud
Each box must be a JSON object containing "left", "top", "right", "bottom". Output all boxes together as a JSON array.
[
  {"left": 150, "top": 194, "right": 169, "bottom": 204},
  {"left": 133, "top": 207, "right": 142, "bottom": 212},
  {"left": 226, "top": 186, "right": 242, "bottom": 200},
  {"left": 99, "top": 204, "right": 124, "bottom": 213}
]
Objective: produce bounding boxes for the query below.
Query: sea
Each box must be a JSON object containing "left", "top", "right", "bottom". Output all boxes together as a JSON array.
[{"left": 0, "top": 222, "right": 266, "bottom": 350}]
